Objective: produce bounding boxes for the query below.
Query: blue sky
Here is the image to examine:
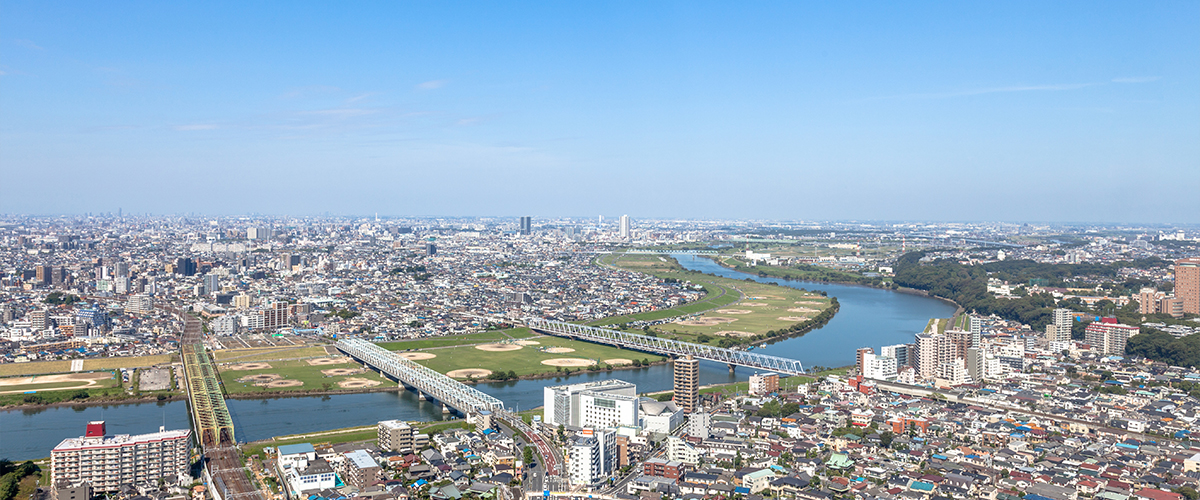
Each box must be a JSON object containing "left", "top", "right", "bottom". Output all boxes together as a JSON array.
[{"left": 2, "top": 1, "right": 1197, "bottom": 222}]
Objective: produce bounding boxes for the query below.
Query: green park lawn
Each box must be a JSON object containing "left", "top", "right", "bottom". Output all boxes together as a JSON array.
[
  {"left": 213, "top": 346, "right": 331, "bottom": 362},
  {"left": 378, "top": 328, "right": 535, "bottom": 351},
  {"left": 408, "top": 335, "right": 666, "bottom": 379},
  {"left": 217, "top": 358, "right": 393, "bottom": 394}
]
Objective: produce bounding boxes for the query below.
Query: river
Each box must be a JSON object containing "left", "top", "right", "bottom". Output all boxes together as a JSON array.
[{"left": 0, "top": 255, "right": 953, "bottom": 460}]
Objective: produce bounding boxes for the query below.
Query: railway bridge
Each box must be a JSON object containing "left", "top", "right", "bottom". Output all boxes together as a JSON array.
[
  {"left": 173, "top": 311, "right": 264, "bottom": 500},
  {"left": 526, "top": 318, "right": 806, "bottom": 376}
]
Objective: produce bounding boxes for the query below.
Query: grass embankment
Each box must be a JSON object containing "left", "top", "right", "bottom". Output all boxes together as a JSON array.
[
  {"left": 0, "top": 371, "right": 127, "bottom": 407},
  {"left": 714, "top": 255, "right": 885, "bottom": 286},
  {"left": 602, "top": 253, "right": 836, "bottom": 348}
]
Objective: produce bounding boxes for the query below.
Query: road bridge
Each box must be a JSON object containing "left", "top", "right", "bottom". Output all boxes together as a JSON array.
[
  {"left": 526, "top": 318, "right": 806, "bottom": 376},
  {"left": 336, "top": 339, "right": 563, "bottom": 476},
  {"left": 337, "top": 338, "right": 503, "bottom": 414}
]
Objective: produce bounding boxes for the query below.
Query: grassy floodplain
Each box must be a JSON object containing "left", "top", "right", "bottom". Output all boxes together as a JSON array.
[
  {"left": 217, "top": 355, "right": 393, "bottom": 395},
  {"left": 601, "top": 253, "right": 834, "bottom": 346},
  {"left": 403, "top": 334, "right": 666, "bottom": 380},
  {"left": 0, "top": 354, "right": 176, "bottom": 378}
]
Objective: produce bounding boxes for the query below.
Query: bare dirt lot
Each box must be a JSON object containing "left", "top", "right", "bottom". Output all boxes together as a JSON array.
[
  {"left": 544, "top": 347, "right": 576, "bottom": 354},
  {"left": 139, "top": 367, "right": 172, "bottom": 391},
  {"left": 715, "top": 309, "right": 753, "bottom": 315},
  {"left": 321, "top": 368, "right": 364, "bottom": 376},
  {"left": 604, "top": 358, "right": 634, "bottom": 365}
]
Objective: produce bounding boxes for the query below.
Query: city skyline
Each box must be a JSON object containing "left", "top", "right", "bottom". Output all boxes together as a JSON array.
[{"left": 2, "top": 2, "right": 1197, "bottom": 222}]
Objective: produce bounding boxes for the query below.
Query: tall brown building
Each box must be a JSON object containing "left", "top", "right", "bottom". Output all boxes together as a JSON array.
[
  {"left": 855, "top": 347, "right": 873, "bottom": 377},
  {"left": 1177, "top": 258, "right": 1200, "bottom": 315},
  {"left": 673, "top": 355, "right": 700, "bottom": 413}
]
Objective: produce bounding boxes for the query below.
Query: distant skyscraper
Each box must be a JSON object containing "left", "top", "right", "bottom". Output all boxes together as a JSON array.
[
  {"left": 673, "top": 356, "right": 699, "bottom": 413},
  {"left": 174, "top": 258, "right": 196, "bottom": 276},
  {"left": 426, "top": 243, "right": 437, "bottom": 256},
  {"left": 202, "top": 274, "right": 219, "bottom": 295},
  {"left": 519, "top": 216, "right": 532, "bottom": 235},
  {"left": 619, "top": 215, "right": 631, "bottom": 239},
  {"left": 1177, "top": 258, "right": 1200, "bottom": 315}
]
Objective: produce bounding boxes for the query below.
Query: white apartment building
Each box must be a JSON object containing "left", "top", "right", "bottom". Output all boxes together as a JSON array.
[
  {"left": 378, "top": 420, "right": 414, "bottom": 453},
  {"left": 568, "top": 428, "right": 616, "bottom": 487},
  {"left": 51, "top": 422, "right": 191, "bottom": 492},
  {"left": 861, "top": 352, "right": 898, "bottom": 381}
]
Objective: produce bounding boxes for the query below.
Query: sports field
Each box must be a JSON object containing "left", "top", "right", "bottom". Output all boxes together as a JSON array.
[
  {"left": 0, "top": 371, "right": 118, "bottom": 395},
  {"left": 377, "top": 328, "right": 535, "bottom": 351},
  {"left": 0, "top": 354, "right": 176, "bottom": 377},
  {"left": 217, "top": 357, "right": 393, "bottom": 394},
  {"left": 604, "top": 253, "right": 833, "bottom": 345},
  {"left": 401, "top": 335, "right": 666, "bottom": 379}
]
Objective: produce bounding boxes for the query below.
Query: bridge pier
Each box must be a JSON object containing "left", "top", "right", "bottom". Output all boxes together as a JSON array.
[
  {"left": 729, "top": 363, "right": 735, "bottom": 374},
  {"left": 418, "top": 392, "right": 427, "bottom": 401},
  {"left": 442, "top": 403, "right": 450, "bottom": 414}
]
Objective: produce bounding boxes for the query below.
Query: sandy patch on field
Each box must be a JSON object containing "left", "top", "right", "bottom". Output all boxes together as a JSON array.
[
  {"left": 604, "top": 359, "right": 634, "bottom": 366},
  {"left": 794, "top": 299, "right": 824, "bottom": 304},
  {"left": 750, "top": 295, "right": 784, "bottom": 300},
  {"left": 338, "top": 377, "right": 381, "bottom": 388},
  {"left": 0, "top": 372, "right": 114, "bottom": 394},
  {"left": 541, "top": 358, "right": 594, "bottom": 367},
  {"left": 715, "top": 330, "right": 757, "bottom": 338},
  {"left": 715, "top": 309, "right": 753, "bottom": 315},
  {"left": 777, "top": 316, "right": 808, "bottom": 322},
  {"left": 515, "top": 340, "right": 541, "bottom": 346},
  {"left": 742, "top": 302, "right": 770, "bottom": 307},
  {"left": 0, "top": 372, "right": 111, "bottom": 387},
  {"left": 475, "top": 343, "right": 523, "bottom": 352},
  {"left": 265, "top": 379, "right": 304, "bottom": 388},
  {"left": 227, "top": 362, "right": 272, "bottom": 371},
  {"left": 788, "top": 307, "right": 818, "bottom": 313},
  {"left": 544, "top": 347, "right": 576, "bottom": 354},
  {"left": 321, "top": 368, "right": 364, "bottom": 376},
  {"left": 400, "top": 352, "right": 437, "bottom": 360},
  {"left": 237, "top": 373, "right": 281, "bottom": 383},
  {"left": 675, "top": 317, "right": 737, "bottom": 326},
  {"left": 448, "top": 369, "right": 493, "bottom": 378},
  {"left": 306, "top": 357, "right": 348, "bottom": 366}
]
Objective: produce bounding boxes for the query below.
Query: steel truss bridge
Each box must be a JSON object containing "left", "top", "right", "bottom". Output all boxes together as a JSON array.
[
  {"left": 526, "top": 318, "right": 806, "bottom": 376},
  {"left": 336, "top": 338, "right": 504, "bottom": 414},
  {"left": 178, "top": 314, "right": 236, "bottom": 447},
  {"left": 170, "top": 309, "right": 263, "bottom": 500}
]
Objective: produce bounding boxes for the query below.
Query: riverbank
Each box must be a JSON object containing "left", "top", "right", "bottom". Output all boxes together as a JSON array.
[
  {"left": 707, "top": 255, "right": 963, "bottom": 314},
  {"left": 0, "top": 392, "right": 187, "bottom": 411}
]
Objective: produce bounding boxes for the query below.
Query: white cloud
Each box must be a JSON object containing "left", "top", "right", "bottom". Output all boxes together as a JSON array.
[
  {"left": 15, "top": 39, "right": 43, "bottom": 50},
  {"left": 173, "top": 124, "right": 219, "bottom": 131},
  {"left": 417, "top": 79, "right": 448, "bottom": 90},
  {"left": 1112, "top": 76, "right": 1160, "bottom": 83}
]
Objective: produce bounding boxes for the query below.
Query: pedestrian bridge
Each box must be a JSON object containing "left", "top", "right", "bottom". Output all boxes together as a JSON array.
[
  {"left": 525, "top": 318, "right": 806, "bottom": 376},
  {"left": 336, "top": 338, "right": 504, "bottom": 414}
]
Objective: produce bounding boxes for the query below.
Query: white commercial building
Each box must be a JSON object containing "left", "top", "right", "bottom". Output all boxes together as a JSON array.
[
  {"left": 544, "top": 379, "right": 637, "bottom": 428},
  {"left": 639, "top": 399, "right": 685, "bottom": 434}
]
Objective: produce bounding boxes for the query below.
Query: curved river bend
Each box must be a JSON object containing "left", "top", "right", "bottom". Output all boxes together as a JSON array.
[{"left": 0, "top": 255, "right": 953, "bottom": 460}]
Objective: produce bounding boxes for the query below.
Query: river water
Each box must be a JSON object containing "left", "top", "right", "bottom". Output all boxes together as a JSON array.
[{"left": 0, "top": 255, "right": 953, "bottom": 460}]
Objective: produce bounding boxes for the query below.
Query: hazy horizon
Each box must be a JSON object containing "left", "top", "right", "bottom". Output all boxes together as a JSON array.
[{"left": 2, "top": 2, "right": 1197, "bottom": 222}]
